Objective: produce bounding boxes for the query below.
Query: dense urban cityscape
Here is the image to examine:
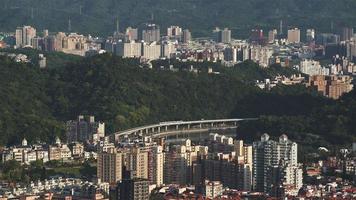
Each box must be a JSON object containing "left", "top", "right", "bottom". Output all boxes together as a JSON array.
[{"left": 1, "top": 1, "right": 356, "bottom": 200}]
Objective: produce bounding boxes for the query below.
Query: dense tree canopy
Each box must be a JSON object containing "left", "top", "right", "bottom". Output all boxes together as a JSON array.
[
  {"left": 1, "top": 0, "right": 356, "bottom": 37},
  {"left": 0, "top": 52, "right": 355, "bottom": 147}
]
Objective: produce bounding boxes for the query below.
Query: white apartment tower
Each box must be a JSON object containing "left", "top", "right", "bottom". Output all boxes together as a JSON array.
[{"left": 252, "top": 134, "right": 299, "bottom": 194}]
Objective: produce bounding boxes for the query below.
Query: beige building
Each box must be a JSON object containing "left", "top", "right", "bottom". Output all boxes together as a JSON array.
[
  {"left": 97, "top": 148, "right": 123, "bottom": 184},
  {"left": 308, "top": 75, "right": 353, "bottom": 99},
  {"left": 48, "top": 138, "right": 72, "bottom": 161},
  {"left": 116, "top": 41, "right": 141, "bottom": 58},
  {"left": 167, "top": 26, "right": 182, "bottom": 38},
  {"left": 59, "top": 33, "right": 89, "bottom": 56},
  {"left": 149, "top": 145, "right": 164, "bottom": 186},
  {"left": 70, "top": 143, "right": 84, "bottom": 157},
  {"left": 124, "top": 147, "right": 149, "bottom": 180},
  {"left": 142, "top": 42, "right": 161, "bottom": 60},
  {"left": 205, "top": 180, "right": 223, "bottom": 199},
  {"left": 164, "top": 139, "right": 208, "bottom": 185},
  {"left": 15, "top": 26, "right": 36, "bottom": 47},
  {"left": 287, "top": 28, "right": 301, "bottom": 43},
  {"left": 268, "top": 29, "right": 277, "bottom": 43}
]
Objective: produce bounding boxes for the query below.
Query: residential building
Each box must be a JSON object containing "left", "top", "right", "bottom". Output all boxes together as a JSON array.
[
  {"left": 306, "top": 29, "right": 315, "bottom": 42},
  {"left": 287, "top": 28, "right": 300, "bottom": 43},
  {"left": 117, "top": 176, "right": 149, "bottom": 200},
  {"left": 125, "top": 27, "right": 138, "bottom": 41},
  {"left": 15, "top": 26, "right": 36, "bottom": 47},
  {"left": 308, "top": 75, "right": 353, "bottom": 99},
  {"left": 124, "top": 147, "right": 149, "bottom": 180},
  {"left": 140, "top": 24, "right": 160, "bottom": 42},
  {"left": 214, "top": 28, "right": 231, "bottom": 43},
  {"left": 252, "top": 134, "right": 300, "bottom": 194},
  {"left": 116, "top": 41, "right": 142, "bottom": 58},
  {"left": 66, "top": 115, "right": 105, "bottom": 144},
  {"left": 167, "top": 26, "right": 182, "bottom": 39},
  {"left": 299, "top": 59, "right": 330, "bottom": 76},
  {"left": 142, "top": 42, "right": 161, "bottom": 60},
  {"left": 97, "top": 148, "right": 123, "bottom": 184},
  {"left": 182, "top": 29, "right": 191, "bottom": 43},
  {"left": 147, "top": 145, "right": 164, "bottom": 186},
  {"left": 204, "top": 180, "right": 223, "bottom": 199},
  {"left": 268, "top": 29, "right": 277, "bottom": 43}
]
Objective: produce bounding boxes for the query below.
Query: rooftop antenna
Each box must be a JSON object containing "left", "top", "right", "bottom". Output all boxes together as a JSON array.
[
  {"left": 68, "top": 18, "right": 72, "bottom": 32},
  {"left": 79, "top": 5, "right": 82, "bottom": 15},
  {"left": 116, "top": 18, "right": 119, "bottom": 33},
  {"left": 151, "top": 12, "right": 154, "bottom": 22},
  {"left": 279, "top": 19, "right": 283, "bottom": 35},
  {"left": 331, "top": 21, "right": 334, "bottom": 32},
  {"left": 31, "top": 7, "right": 34, "bottom": 19}
]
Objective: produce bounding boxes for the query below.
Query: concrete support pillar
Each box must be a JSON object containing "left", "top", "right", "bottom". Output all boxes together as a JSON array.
[
  {"left": 165, "top": 126, "right": 168, "bottom": 131},
  {"left": 152, "top": 127, "right": 155, "bottom": 133},
  {"left": 176, "top": 125, "right": 179, "bottom": 130},
  {"left": 158, "top": 127, "right": 161, "bottom": 133}
]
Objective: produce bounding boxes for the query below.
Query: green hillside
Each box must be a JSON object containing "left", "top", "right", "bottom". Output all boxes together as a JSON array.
[{"left": 0, "top": 52, "right": 355, "bottom": 147}]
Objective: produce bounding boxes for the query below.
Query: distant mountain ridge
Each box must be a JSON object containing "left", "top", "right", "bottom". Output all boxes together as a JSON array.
[{"left": 1, "top": 0, "right": 355, "bottom": 37}]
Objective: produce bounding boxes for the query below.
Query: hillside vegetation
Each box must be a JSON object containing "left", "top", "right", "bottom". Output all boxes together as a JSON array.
[
  {"left": 0, "top": 53, "right": 355, "bottom": 146},
  {"left": 1, "top": 0, "right": 356, "bottom": 37}
]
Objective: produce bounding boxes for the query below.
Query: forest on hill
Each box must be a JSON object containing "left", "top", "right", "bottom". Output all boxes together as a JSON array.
[
  {"left": 1, "top": 0, "right": 356, "bottom": 37},
  {"left": 0, "top": 52, "right": 355, "bottom": 147}
]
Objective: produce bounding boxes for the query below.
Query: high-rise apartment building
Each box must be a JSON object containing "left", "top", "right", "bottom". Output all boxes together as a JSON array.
[
  {"left": 249, "top": 45, "right": 274, "bottom": 67},
  {"left": 299, "top": 59, "right": 330, "bottom": 76},
  {"left": 214, "top": 28, "right": 231, "bottom": 43},
  {"left": 268, "top": 29, "right": 277, "bottom": 43},
  {"left": 182, "top": 29, "right": 192, "bottom": 43},
  {"left": 147, "top": 145, "right": 164, "bottom": 186},
  {"left": 287, "top": 28, "right": 301, "bottom": 43},
  {"left": 308, "top": 75, "right": 353, "bottom": 99},
  {"left": 161, "top": 41, "right": 176, "bottom": 58},
  {"left": 97, "top": 148, "right": 123, "bottom": 184},
  {"left": 140, "top": 24, "right": 160, "bottom": 42},
  {"left": 15, "top": 26, "right": 36, "bottom": 47},
  {"left": 142, "top": 42, "right": 161, "bottom": 60},
  {"left": 306, "top": 29, "right": 315, "bottom": 42},
  {"left": 116, "top": 41, "right": 142, "bottom": 58},
  {"left": 341, "top": 27, "right": 354, "bottom": 41},
  {"left": 117, "top": 175, "right": 149, "bottom": 200},
  {"left": 66, "top": 115, "right": 105, "bottom": 143},
  {"left": 125, "top": 27, "right": 138, "bottom": 41},
  {"left": 268, "top": 162, "right": 303, "bottom": 197},
  {"left": 204, "top": 180, "right": 223, "bottom": 199},
  {"left": 223, "top": 46, "right": 239, "bottom": 63},
  {"left": 124, "top": 147, "right": 149, "bottom": 180},
  {"left": 164, "top": 139, "right": 208, "bottom": 185},
  {"left": 167, "top": 26, "right": 182, "bottom": 39},
  {"left": 346, "top": 36, "right": 356, "bottom": 61},
  {"left": 252, "top": 134, "right": 299, "bottom": 194},
  {"left": 316, "top": 33, "right": 340, "bottom": 45}
]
